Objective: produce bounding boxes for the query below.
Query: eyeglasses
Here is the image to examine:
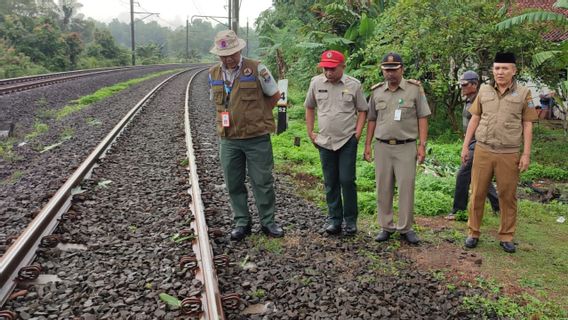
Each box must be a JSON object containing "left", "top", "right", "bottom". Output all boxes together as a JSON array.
[{"left": 460, "top": 83, "right": 471, "bottom": 87}]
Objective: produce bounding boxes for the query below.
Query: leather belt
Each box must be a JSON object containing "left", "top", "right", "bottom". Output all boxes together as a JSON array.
[{"left": 377, "top": 138, "right": 416, "bottom": 145}]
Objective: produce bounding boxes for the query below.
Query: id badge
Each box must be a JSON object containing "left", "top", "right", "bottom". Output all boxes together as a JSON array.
[
  {"left": 394, "top": 109, "right": 402, "bottom": 121},
  {"left": 221, "top": 111, "right": 230, "bottom": 127}
]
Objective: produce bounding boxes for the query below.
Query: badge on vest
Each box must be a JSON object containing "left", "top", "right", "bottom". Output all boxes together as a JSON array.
[
  {"left": 221, "top": 111, "right": 230, "bottom": 127},
  {"left": 243, "top": 67, "right": 253, "bottom": 76}
]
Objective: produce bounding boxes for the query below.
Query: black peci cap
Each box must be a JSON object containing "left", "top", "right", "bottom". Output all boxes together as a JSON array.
[{"left": 494, "top": 52, "right": 516, "bottom": 64}]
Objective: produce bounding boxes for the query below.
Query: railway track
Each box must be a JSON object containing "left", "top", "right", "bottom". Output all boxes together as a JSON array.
[
  {"left": 1, "top": 66, "right": 235, "bottom": 319},
  {"left": 0, "top": 65, "right": 184, "bottom": 95}
]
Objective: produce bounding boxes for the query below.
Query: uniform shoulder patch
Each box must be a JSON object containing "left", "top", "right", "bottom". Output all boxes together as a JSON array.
[
  {"left": 259, "top": 68, "right": 272, "bottom": 82},
  {"left": 370, "top": 82, "right": 384, "bottom": 90},
  {"left": 407, "top": 79, "right": 422, "bottom": 86}
]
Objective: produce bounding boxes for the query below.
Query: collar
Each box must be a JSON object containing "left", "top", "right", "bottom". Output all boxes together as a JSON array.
[
  {"left": 465, "top": 92, "right": 478, "bottom": 103},
  {"left": 221, "top": 56, "right": 244, "bottom": 72},
  {"left": 383, "top": 78, "right": 407, "bottom": 91},
  {"left": 323, "top": 73, "right": 347, "bottom": 84},
  {"left": 491, "top": 79, "right": 516, "bottom": 95}
]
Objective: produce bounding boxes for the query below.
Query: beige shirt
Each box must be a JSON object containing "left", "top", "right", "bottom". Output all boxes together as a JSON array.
[
  {"left": 304, "top": 73, "right": 368, "bottom": 150},
  {"left": 368, "top": 78, "right": 431, "bottom": 140},
  {"left": 469, "top": 81, "right": 537, "bottom": 153}
]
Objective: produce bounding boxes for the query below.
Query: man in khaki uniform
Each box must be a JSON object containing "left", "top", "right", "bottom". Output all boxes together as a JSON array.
[
  {"left": 305, "top": 50, "right": 368, "bottom": 236},
  {"left": 208, "top": 30, "right": 283, "bottom": 241},
  {"left": 462, "top": 52, "right": 537, "bottom": 253},
  {"left": 364, "top": 52, "right": 431, "bottom": 244}
]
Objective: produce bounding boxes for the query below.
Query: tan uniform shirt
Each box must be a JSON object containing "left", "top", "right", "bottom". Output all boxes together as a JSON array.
[
  {"left": 304, "top": 74, "right": 368, "bottom": 151},
  {"left": 368, "top": 78, "right": 431, "bottom": 140},
  {"left": 468, "top": 81, "right": 538, "bottom": 153}
]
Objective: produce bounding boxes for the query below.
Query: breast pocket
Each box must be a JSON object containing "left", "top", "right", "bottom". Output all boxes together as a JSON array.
[
  {"left": 400, "top": 102, "right": 416, "bottom": 119},
  {"left": 375, "top": 101, "right": 388, "bottom": 122},
  {"left": 340, "top": 93, "right": 355, "bottom": 113},
  {"left": 212, "top": 86, "right": 225, "bottom": 109},
  {"left": 239, "top": 81, "right": 259, "bottom": 101}
]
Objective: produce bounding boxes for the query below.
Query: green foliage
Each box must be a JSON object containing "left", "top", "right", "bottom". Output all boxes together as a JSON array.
[
  {"left": 462, "top": 293, "right": 567, "bottom": 319},
  {"left": 522, "top": 163, "right": 568, "bottom": 182},
  {"left": 250, "top": 235, "right": 283, "bottom": 255},
  {"left": 158, "top": 293, "right": 181, "bottom": 309},
  {"left": 0, "top": 39, "right": 48, "bottom": 78}
]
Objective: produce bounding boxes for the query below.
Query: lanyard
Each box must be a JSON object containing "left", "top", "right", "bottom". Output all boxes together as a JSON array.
[{"left": 222, "top": 67, "right": 242, "bottom": 109}]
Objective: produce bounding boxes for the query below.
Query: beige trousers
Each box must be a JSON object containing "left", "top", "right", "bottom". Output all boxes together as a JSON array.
[
  {"left": 468, "top": 145, "right": 520, "bottom": 241},
  {"left": 374, "top": 141, "right": 417, "bottom": 233}
]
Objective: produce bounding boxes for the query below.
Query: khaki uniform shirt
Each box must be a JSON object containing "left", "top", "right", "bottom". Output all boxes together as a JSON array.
[
  {"left": 468, "top": 81, "right": 538, "bottom": 153},
  {"left": 304, "top": 74, "right": 368, "bottom": 151},
  {"left": 368, "top": 78, "right": 431, "bottom": 140}
]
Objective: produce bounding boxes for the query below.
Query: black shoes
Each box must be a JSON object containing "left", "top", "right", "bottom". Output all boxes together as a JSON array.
[
  {"left": 343, "top": 225, "right": 357, "bottom": 236},
  {"left": 402, "top": 230, "right": 420, "bottom": 244},
  {"left": 464, "top": 236, "right": 479, "bottom": 248},
  {"left": 261, "top": 223, "right": 284, "bottom": 238},
  {"left": 230, "top": 225, "right": 251, "bottom": 241},
  {"left": 325, "top": 223, "right": 342, "bottom": 235},
  {"left": 375, "top": 230, "right": 393, "bottom": 242},
  {"left": 500, "top": 241, "right": 516, "bottom": 253}
]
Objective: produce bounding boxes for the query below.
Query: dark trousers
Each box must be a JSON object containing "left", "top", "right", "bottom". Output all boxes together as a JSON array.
[
  {"left": 318, "top": 136, "right": 358, "bottom": 227},
  {"left": 219, "top": 134, "right": 276, "bottom": 227},
  {"left": 453, "top": 143, "right": 499, "bottom": 212}
]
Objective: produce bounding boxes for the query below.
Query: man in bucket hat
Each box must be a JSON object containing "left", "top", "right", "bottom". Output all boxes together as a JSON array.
[
  {"left": 446, "top": 71, "right": 500, "bottom": 221},
  {"left": 208, "top": 30, "right": 283, "bottom": 241},
  {"left": 461, "top": 52, "right": 538, "bottom": 253},
  {"left": 304, "top": 50, "right": 368, "bottom": 236},
  {"left": 364, "top": 52, "right": 431, "bottom": 245}
]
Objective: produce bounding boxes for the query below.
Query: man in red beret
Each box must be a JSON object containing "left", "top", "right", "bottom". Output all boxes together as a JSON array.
[{"left": 304, "top": 50, "right": 368, "bottom": 236}]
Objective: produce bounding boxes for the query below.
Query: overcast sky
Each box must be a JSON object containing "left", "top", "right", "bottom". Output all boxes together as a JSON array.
[{"left": 79, "top": 0, "right": 274, "bottom": 29}]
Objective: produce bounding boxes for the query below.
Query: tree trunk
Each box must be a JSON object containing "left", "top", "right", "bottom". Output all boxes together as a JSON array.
[{"left": 276, "top": 47, "right": 287, "bottom": 79}]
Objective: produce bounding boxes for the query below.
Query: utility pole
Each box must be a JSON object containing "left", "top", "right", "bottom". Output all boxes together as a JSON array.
[
  {"left": 186, "top": 18, "right": 189, "bottom": 62},
  {"left": 231, "top": 0, "right": 239, "bottom": 33},
  {"left": 246, "top": 18, "right": 249, "bottom": 56},
  {"left": 130, "top": 0, "right": 135, "bottom": 65},
  {"left": 228, "top": 0, "right": 231, "bottom": 31}
]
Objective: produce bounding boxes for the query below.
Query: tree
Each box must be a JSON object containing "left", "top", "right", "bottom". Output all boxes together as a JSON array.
[
  {"left": 355, "top": 0, "right": 548, "bottom": 132},
  {"left": 496, "top": 0, "right": 568, "bottom": 132},
  {"left": 64, "top": 32, "right": 82, "bottom": 69}
]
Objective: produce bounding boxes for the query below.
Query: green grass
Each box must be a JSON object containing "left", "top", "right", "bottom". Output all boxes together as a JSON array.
[
  {"left": 55, "top": 69, "right": 182, "bottom": 120},
  {"left": 249, "top": 234, "right": 283, "bottom": 254},
  {"left": 0, "top": 170, "right": 23, "bottom": 185}
]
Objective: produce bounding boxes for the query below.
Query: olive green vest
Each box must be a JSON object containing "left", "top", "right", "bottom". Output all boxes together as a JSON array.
[
  {"left": 475, "top": 82, "right": 529, "bottom": 152},
  {"left": 209, "top": 58, "right": 275, "bottom": 139}
]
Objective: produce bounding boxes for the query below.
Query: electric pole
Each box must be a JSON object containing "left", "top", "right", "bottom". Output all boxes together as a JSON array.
[
  {"left": 130, "top": 0, "right": 135, "bottom": 65},
  {"left": 228, "top": 0, "right": 231, "bottom": 31},
  {"left": 231, "top": 0, "right": 239, "bottom": 33},
  {"left": 186, "top": 18, "right": 189, "bottom": 62}
]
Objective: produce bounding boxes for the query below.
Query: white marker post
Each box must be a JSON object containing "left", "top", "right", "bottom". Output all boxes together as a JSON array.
[{"left": 276, "top": 79, "right": 288, "bottom": 134}]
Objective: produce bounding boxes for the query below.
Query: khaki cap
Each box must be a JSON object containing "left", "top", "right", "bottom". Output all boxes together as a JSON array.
[{"left": 210, "top": 30, "right": 246, "bottom": 56}]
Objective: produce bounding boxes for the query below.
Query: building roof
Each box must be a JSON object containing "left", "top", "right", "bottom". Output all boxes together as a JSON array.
[{"left": 512, "top": 0, "right": 568, "bottom": 41}]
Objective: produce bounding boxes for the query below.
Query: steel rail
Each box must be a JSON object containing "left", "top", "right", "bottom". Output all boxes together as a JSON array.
[
  {"left": 0, "top": 66, "right": 130, "bottom": 86},
  {"left": 0, "top": 67, "right": 197, "bottom": 308},
  {"left": 0, "top": 64, "right": 192, "bottom": 95},
  {"left": 183, "top": 68, "right": 226, "bottom": 319}
]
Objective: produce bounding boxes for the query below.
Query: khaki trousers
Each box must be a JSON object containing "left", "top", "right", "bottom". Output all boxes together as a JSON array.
[
  {"left": 468, "top": 145, "right": 520, "bottom": 241},
  {"left": 374, "top": 141, "right": 417, "bottom": 233}
]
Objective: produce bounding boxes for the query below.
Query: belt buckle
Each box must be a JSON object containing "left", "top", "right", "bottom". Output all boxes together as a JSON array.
[{"left": 388, "top": 139, "right": 397, "bottom": 145}]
